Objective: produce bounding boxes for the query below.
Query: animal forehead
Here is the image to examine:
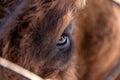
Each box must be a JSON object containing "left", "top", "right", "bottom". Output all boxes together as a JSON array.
[
  {"left": 30, "top": 0, "right": 86, "bottom": 29},
  {"left": 21, "top": 1, "right": 74, "bottom": 33},
  {"left": 0, "top": 0, "right": 86, "bottom": 40}
]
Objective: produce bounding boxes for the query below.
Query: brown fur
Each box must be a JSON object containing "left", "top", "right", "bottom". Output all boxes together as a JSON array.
[
  {"left": 0, "top": 0, "right": 84, "bottom": 80},
  {"left": 0, "top": 0, "right": 120, "bottom": 80},
  {"left": 75, "top": 0, "right": 120, "bottom": 80}
]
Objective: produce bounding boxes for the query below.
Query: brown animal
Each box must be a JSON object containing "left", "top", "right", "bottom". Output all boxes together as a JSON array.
[
  {"left": 0, "top": 0, "right": 85, "bottom": 80},
  {"left": 0, "top": 0, "right": 120, "bottom": 80}
]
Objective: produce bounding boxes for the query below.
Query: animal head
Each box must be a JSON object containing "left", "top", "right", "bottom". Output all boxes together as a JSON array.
[
  {"left": 1, "top": 0, "right": 120, "bottom": 80},
  {"left": 0, "top": 0, "right": 86, "bottom": 80}
]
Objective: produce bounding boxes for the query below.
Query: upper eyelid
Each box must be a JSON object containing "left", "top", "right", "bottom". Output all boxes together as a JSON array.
[{"left": 63, "top": 21, "right": 73, "bottom": 36}]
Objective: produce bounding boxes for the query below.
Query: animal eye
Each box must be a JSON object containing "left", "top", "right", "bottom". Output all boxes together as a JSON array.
[{"left": 56, "top": 35, "right": 70, "bottom": 49}]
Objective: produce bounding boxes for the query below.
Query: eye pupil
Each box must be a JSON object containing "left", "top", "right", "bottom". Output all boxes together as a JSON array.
[{"left": 57, "top": 35, "right": 68, "bottom": 46}]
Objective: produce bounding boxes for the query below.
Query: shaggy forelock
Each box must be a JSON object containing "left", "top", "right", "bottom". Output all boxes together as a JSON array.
[{"left": 0, "top": 0, "right": 86, "bottom": 39}]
